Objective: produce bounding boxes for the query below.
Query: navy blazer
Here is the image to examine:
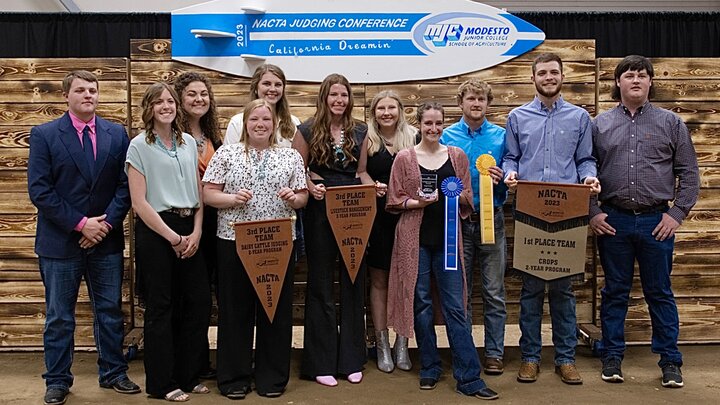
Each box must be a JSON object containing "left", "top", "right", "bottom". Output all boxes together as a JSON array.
[{"left": 28, "top": 112, "right": 131, "bottom": 258}]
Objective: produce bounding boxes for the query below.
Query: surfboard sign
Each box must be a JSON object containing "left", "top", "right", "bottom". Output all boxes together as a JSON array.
[{"left": 171, "top": 0, "right": 545, "bottom": 83}]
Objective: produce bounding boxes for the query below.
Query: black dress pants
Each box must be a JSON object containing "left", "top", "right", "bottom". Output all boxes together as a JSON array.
[
  {"left": 216, "top": 238, "right": 296, "bottom": 395},
  {"left": 136, "top": 213, "right": 211, "bottom": 397}
]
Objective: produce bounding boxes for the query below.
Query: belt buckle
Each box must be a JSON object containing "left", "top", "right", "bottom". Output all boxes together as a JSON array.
[{"left": 632, "top": 208, "right": 643, "bottom": 215}]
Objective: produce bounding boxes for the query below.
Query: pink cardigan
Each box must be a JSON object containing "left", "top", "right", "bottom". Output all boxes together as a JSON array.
[{"left": 385, "top": 146, "right": 474, "bottom": 338}]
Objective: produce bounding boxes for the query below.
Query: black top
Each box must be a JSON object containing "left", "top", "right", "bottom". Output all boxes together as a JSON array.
[
  {"left": 419, "top": 158, "right": 455, "bottom": 248},
  {"left": 299, "top": 119, "right": 367, "bottom": 187}
]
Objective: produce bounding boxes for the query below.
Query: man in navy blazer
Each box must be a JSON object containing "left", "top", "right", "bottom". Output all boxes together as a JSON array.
[{"left": 28, "top": 70, "right": 140, "bottom": 405}]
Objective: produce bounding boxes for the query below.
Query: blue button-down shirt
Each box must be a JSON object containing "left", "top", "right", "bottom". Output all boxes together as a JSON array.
[
  {"left": 502, "top": 96, "right": 596, "bottom": 183},
  {"left": 441, "top": 117, "right": 508, "bottom": 209}
]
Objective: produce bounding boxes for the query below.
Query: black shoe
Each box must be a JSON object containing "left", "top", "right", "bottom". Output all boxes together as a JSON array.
[
  {"left": 661, "top": 363, "right": 684, "bottom": 388},
  {"left": 100, "top": 376, "right": 142, "bottom": 394},
  {"left": 259, "top": 389, "right": 285, "bottom": 398},
  {"left": 44, "top": 387, "right": 68, "bottom": 405},
  {"left": 419, "top": 378, "right": 437, "bottom": 390},
  {"left": 199, "top": 366, "right": 217, "bottom": 380},
  {"left": 226, "top": 386, "right": 251, "bottom": 400},
  {"left": 601, "top": 357, "right": 624, "bottom": 383},
  {"left": 460, "top": 387, "right": 499, "bottom": 400}
]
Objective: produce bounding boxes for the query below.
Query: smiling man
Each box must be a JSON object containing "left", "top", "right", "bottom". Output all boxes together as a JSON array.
[
  {"left": 590, "top": 55, "right": 699, "bottom": 388},
  {"left": 440, "top": 79, "right": 508, "bottom": 376},
  {"left": 28, "top": 70, "right": 139, "bottom": 405},
  {"left": 502, "top": 53, "right": 599, "bottom": 386}
]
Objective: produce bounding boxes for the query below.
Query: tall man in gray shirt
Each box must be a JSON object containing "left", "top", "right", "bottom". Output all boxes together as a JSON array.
[{"left": 590, "top": 55, "right": 699, "bottom": 389}]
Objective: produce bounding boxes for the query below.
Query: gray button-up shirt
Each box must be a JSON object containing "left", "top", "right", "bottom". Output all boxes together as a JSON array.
[{"left": 591, "top": 102, "right": 700, "bottom": 224}]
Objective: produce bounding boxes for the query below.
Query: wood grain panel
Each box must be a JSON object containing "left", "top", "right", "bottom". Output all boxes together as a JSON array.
[
  {"left": 365, "top": 83, "right": 595, "bottom": 107},
  {"left": 0, "top": 59, "right": 127, "bottom": 81},
  {"left": 598, "top": 80, "right": 720, "bottom": 102},
  {"left": 598, "top": 58, "right": 720, "bottom": 80},
  {"left": 0, "top": 128, "right": 30, "bottom": 148},
  {"left": 0, "top": 325, "right": 103, "bottom": 347},
  {"left": 0, "top": 103, "right": 127, "bottom": 126},
  {"left": 597, "top": 101, "right": 720, "bottom": 124},
  {"left": 688, "top": 124, "right": 720, "bottom": 145},
  {"left": 0, "top": 214, "right": 36, "bottom": 237},
  {"left": 0, "top": 148, "right": 28, "bottom": 170},
  {"left": 0, "top": 80, "right": 127, "bottom": 103},
  {"left": 597, "top": 275, "right": 720, "bottom": 298},
  {"left": 130, "top": 39, "right": 172, "bottom": 61},
  {"left": 0, "top": 194, "right": 34, "bottom": 215}
]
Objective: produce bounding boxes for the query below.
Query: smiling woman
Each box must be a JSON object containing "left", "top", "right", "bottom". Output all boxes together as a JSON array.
[{"left": 126, "top": 82, "right": 211, "bottom": 401}]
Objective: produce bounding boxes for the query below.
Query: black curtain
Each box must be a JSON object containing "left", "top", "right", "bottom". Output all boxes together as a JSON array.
[
  {"left": 2, "top": 12, "right": 719, "bottom": 58},
  {"left": 4, "top": 13, "right": 170, "bottom": 58}
]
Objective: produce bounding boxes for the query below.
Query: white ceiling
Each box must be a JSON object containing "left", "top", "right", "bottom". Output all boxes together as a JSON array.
[{"left": 3, "top": 0, "right": 719, "bottom": 12}]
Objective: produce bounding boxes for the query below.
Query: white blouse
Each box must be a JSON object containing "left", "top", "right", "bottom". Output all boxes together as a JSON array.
[{"left": 202, "top": 143, "right": 306, "bottom": 240}]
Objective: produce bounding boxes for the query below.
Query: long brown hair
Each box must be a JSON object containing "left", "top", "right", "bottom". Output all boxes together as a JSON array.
[
  {"left": 241, "top": 99, "right": 278, "bottom": 153},
  {"left": 366, "top": 90, "right": 417, "bottom": 156},
  {"left": 174, "top": 71, "right": 222, "bottom": 147},
  {"left": 250, "top": 64, "right": 296, "bottom": 142},
  {"left": 308, "top": 73, "right": 357, "bottom": 167},
  {"left": 141, "top": 82, "right": 185, "bottom": 146}
]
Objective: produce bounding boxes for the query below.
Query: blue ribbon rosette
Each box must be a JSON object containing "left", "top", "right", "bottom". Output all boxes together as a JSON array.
[{"left": 441, "top": 177, "right": 463, "bottom": 271}]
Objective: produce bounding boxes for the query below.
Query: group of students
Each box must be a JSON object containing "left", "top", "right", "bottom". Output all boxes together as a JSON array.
[{"left": 30, "top": 51, "right": 698, "bottom": 405}]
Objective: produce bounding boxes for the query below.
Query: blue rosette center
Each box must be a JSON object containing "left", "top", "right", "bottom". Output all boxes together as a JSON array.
[{"left": 441, "top": 176, "right": 464, "bottom": 198}]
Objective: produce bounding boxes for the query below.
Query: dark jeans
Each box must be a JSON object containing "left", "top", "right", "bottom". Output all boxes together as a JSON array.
[
  {"left": 39, "top": 251, "right": 128, "bottom": 390},
  {"left": 461, "top": 207, "right": 507, "bottom": 359},
  {"left": 135, "top": 213, "right": 211, "bottom": 397},
  {"left": 414, "top": 245, "right": 488, "bottom": 394},
  {"left": 597, "top": 205, "right": 682, "bottom": 367},
  {"left": 301, "top": 195, "right": 367, "bottom": 378},
  {"left": 216, "top": 238, "right": 295, "bottom": 395}
]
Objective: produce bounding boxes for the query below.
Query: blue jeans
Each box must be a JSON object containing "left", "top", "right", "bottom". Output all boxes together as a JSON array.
[
  {"left": 519, "top": 274, "right": 576, "bottom": 365},
  {"left": 414, "top": 245, "right": 487, "bottom": 394},
  {"left": 597, "top": 206, "right": 682, "bottom": 367},
  {"left": 462, "top": 207, "right": 507, "bottom": 359},
  {"left": 39, "top": 252, "right": 128, "bottom": 390}
]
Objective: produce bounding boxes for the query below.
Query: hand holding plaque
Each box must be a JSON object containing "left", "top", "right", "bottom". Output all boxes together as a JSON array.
[{"left": 418, "top": 173, "right": 438, "bottom": 200}]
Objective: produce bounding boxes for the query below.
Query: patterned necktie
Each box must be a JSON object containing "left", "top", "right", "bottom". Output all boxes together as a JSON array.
[{"left": 82, "top": 125, "right": 95, "bottom": 176}]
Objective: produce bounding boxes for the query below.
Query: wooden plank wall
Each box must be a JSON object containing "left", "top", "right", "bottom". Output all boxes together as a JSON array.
[
  {"left": 596, "top": 58, "right": 720, "bottom": 342},
  {"left": 129, "top": 39, "right": 597, "bottom": 329},
  {"left": 1, "top": 41, "right": 718, "bottom": 348},
  {"left": 0, "top": 58, "right": 133, "bottom": 348}
]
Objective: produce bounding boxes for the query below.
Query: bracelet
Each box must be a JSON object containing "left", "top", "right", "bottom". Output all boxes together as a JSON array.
[
  {"left": 171, "top": 235, "right": 183, "bottom": 247},
  {"left": 403, "top": 198, "right": 410, "bottom": 210}
]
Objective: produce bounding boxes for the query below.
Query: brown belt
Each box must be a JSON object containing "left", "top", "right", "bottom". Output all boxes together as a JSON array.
[{"left": 604, "top": 203, "right": 668, "bottom": 216}]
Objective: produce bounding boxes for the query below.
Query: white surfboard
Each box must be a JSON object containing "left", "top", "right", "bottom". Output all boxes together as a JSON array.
[{"left": 171, "top": 0, "right": 545, "bottom": 83}]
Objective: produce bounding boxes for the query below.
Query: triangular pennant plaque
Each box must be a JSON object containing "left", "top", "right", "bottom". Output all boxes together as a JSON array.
[
  {"left": 325, "top": 184, "right": 376, "bottom": 283},
  {"left": 234, "top": 217, "right": 293, "bottom": 322}
]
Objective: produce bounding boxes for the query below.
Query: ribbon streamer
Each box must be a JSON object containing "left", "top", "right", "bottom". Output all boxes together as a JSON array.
[
  {"left": 441, "top": 176, "right": 463, "bottom": 271},
  {"left": 476, "top": 154, "right": 496, "bottom": 244}
]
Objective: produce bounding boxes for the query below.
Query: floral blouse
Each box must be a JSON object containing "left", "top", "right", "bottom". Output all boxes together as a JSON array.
[{"left": 202, "top": 143, "right": 307, "bottom": 240}]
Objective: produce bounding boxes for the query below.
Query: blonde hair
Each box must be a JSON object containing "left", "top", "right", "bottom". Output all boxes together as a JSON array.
[
  {"left": 141, "top": 82, "right": 185, "bottom": 146},
  {"left": 366, "top": 90, "right": 417, "bottom": 156},
  {"left": 240, "top": 99, "right": 278, "bottom": 152}
]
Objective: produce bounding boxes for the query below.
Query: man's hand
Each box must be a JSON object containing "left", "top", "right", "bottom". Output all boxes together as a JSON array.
[
  {"left": 487, "top": 166, "right": 503, "bottom": 185},
  {"left": 78, "top": 236, "right": 97, "bottom": 249},
  {"left": 652, "top": 213, "right": 680, "bottom": 241},
  {"left": 504, "top": 171, "right": 518, "bottom": 191},
  {"left": 80, "top": 214, "right": 109, "bottom": 244},
  {"left": 584, "top": 176, "right": 601, "bottom": 195},
  {"left": 590, "top": 213, "right": 616, "bottom": 236}
]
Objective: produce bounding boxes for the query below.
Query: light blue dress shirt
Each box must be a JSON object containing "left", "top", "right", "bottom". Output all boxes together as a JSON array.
[
  {"left": 441, "top": 117, "right": 508, "bottom": 209},
  {"left": 502, "top": 96, "right": 596, "bottom": 183}
]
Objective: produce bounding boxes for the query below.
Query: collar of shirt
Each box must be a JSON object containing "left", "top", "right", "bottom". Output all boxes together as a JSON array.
[
  {"left": 619, "top": 100, "right": 651, "bottom": 118},
  {"left": 69, "top": 111, "right": 97, "bottom": 138},
  {"left": 530, "top": 95, "right": 566, "bottom": 114},
  {"left": 458, "top": 116, "right": 488, "bottom": 137}
]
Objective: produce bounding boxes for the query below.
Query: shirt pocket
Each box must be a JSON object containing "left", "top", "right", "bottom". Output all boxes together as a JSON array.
[
  {"left": 555, "top": 126, "right": 579, "bottom": 161},
  {"left": 638, "top": 134, "right": 673, "bottom": 164}
]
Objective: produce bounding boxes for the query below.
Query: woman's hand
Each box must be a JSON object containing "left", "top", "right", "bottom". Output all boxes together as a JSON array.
[
  {"left": 415, "top": 190, "right": 438, "bottom": 208},
  {"left": 231, "top": 189, "right": 253, "bottom": 206},
  {"left": 310, "top": 183, "right": 326, "bottom": 200},
  {"left": 374, "top": 181, "right": 388, "bottom": 198},
  {"left": 180, "top": 230, "right": 202, "bottom": 259},
  {"left": 278, "top": 187, "right": 297, "bottom": 204},
  {"left": 171, "top": 234, "right": 189, "bottom": 258}
]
